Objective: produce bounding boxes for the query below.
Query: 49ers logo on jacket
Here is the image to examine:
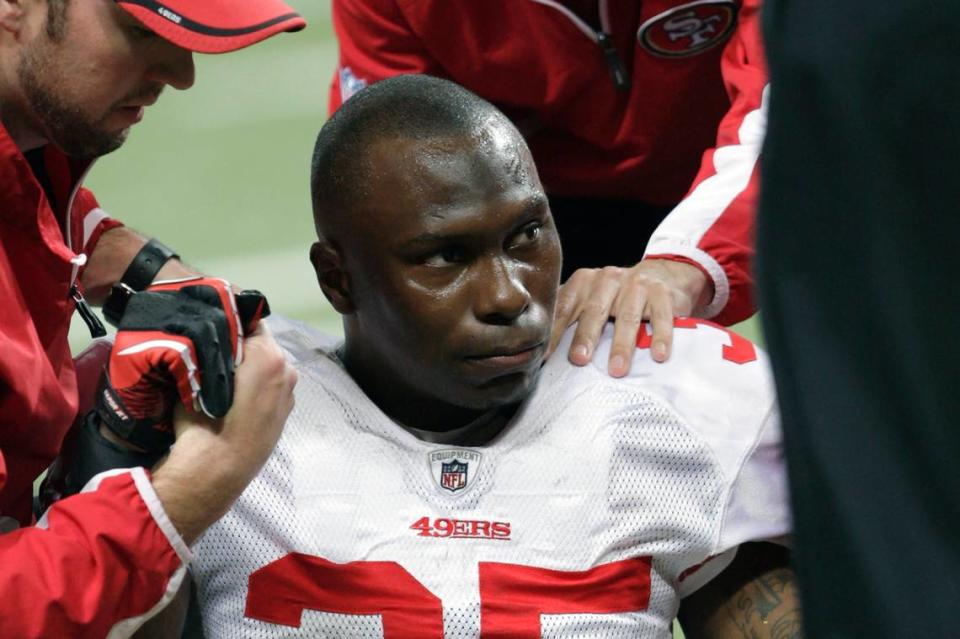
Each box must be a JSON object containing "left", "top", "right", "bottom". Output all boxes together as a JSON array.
[
  {"left": 429, "top": 449, "right": 481, "bottom": 493},
  {"left": 638, "top": 1, "right": 737, "bottom": 58}
]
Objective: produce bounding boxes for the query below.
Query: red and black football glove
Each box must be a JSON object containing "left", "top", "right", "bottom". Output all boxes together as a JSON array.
[{"left": 95, "top": 276, "right": 269, "bottom": 452}]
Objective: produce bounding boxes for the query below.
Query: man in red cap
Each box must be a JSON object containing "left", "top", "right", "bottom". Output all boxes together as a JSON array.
[{"left": 0, "top": 0, "right": 303, "bottom": 636}]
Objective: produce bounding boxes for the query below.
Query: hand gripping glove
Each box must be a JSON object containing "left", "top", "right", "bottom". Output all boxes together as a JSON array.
[{"left": 95, "top": 276, "right": 270, "bottom": 452}]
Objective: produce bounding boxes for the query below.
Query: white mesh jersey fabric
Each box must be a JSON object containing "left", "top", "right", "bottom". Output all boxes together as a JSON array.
[{"left": 193, "top": 317, "right": 789, "bottom": 638}]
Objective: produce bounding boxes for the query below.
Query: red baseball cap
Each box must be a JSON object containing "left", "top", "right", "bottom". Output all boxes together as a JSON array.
[{"left": 116, "top": 0, "right": 306, "bottom": 54}]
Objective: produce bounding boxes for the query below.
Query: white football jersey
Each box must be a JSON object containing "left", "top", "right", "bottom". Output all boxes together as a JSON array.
[{"left": 193, "top": 316, "right": 789, "bottom": 638}]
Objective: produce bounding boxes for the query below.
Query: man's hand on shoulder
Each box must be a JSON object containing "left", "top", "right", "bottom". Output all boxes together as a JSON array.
[{"left": 548, "top": 258, "right": 712, "bottom": 376}]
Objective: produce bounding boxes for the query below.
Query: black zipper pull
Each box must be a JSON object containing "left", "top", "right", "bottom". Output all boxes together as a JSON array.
[
  {"left": 70, "top": 285, "right": 107, "bottom": 338},
  {"left": 597, "top": 32, "right": 631, "bottom": 92}
]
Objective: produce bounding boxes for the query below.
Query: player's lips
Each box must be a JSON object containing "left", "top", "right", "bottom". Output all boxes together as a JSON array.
[
  {"left": 462, "top": 341, "right": 544, "bottom": 373},
  {"left": 115, "top": 95, "right": 158, "bottom": 125}
]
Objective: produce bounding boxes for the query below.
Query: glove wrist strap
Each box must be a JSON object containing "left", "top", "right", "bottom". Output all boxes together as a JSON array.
[
  {"left": 103, "top": 239, "right": 179, "bottom": 326},
  {"left": 96, "top": 377, "right": 176, "bottom": 453},
  {"left": 64, "top": 413, "right": 165, "bottom": 497}
]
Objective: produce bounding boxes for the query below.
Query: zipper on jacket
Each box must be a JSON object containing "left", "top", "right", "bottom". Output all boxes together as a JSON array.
[
  {"left": 70, "top": 285, "right": 107, "bottom": 338},
  {"left": 528, "top": 0, "right": 631, "bottom": 92},
  {"left": 62, "top": 160, "right": 95, "bottom": 287},
  {"left": 596, "top": 31, "right": 631, "bottom": 91}
]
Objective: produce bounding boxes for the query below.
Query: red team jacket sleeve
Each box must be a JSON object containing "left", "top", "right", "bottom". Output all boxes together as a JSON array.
[
  {"left": 71, "top": 187, "right": 124, "bottom": 277},
  {"left": 644, "top": 0, "right": 767, "bottom": 326},
  {"left": 329, "top": 0, "right": 441, "bottom": 112},
  {"left": 0, "top": 465, "right": 191, "bottom": 638}
]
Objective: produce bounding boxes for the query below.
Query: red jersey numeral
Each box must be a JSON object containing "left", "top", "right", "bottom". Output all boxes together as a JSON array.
[
  {"left": 246, "top": 554, "right": 652, "bottom": 637},
  {"left": 636, "top": 317, "right": 757, "bottom": 364},
  {"left": 245, "top": 554, "right": 443, "bottom": 638},
  {"left": 479, "top": 557, "right": 652, "bottom": 637}
]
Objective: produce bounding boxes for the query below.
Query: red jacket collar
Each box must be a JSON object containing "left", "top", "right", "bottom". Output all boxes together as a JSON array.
[{"left": 0, "top": 120, "right": 95, "bottom": 254}]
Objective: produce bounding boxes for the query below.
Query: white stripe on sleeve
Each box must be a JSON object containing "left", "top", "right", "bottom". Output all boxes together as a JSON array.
[
  {"left": 81, "top": 207, "right": 111, "bottom": 249},
  {"left": 644, "top": 84, "right": 769, "bottom": 318}
]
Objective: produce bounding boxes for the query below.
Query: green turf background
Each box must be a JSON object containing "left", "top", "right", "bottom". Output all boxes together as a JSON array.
[{"left": 67, "top": 4, "right": 763, "bottom": 634}]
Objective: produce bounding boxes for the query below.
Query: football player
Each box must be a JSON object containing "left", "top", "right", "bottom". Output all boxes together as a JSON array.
[{"left": 156, "top": 75, "right": 801, "bottom": 638}]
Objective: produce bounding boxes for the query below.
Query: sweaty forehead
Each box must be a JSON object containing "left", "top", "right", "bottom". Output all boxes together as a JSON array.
[{"left": 367, "top": 125, "right": 535, "bottom": 211}]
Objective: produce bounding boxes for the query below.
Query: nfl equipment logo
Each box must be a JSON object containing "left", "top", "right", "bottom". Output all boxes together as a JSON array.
[
  {"left": 428, "top": 448, "right": 482, "bottom": 494},
  {"left": 440, "top": 460, "right": 468, "bottom": 492}
]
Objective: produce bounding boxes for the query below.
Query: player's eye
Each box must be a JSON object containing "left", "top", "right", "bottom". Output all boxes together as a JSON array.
[
  {"left": 507, "top": 221, "right": 542, "bottom": 250},
  {"left": 423, "top": 246, "right": 466, "bottom": 267}
]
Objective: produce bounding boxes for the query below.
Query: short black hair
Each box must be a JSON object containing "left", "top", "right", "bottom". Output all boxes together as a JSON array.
[{"left": 310, "top": 74, "right": 514, "bottom": 238}]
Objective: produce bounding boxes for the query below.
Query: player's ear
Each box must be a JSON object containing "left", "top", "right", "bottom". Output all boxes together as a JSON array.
[
  {"left": 310, "top": 241, "right": 354, "bottom": 314},
  {"left": 0, "top": 0, "right": 28, "bottom": 35}
]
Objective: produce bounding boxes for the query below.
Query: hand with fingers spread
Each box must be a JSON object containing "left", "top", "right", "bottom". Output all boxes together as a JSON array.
[{"left": 549, "top": 258, "right": 713, "bottom": 376}]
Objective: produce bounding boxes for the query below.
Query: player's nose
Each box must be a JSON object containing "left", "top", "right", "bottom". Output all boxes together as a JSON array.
[{"left": 472, "top": 256, "right": 530, "bottom": 325}]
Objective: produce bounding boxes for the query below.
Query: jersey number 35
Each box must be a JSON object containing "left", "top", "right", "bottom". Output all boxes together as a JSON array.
[{"left": 246, "top": 553, "right": 653, "bottom": 638}]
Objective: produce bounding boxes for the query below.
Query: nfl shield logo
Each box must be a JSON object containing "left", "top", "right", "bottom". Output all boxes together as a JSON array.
[
  {"left": 440, "top": 460, "right": 468, "bottom": 492},
  {"left": 429, "top": 449, "right": 481, "bottom": 494}
]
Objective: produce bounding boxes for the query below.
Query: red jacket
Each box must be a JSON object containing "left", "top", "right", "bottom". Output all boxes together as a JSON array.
[
  {"left": 0, "top": 122, "right": 189, "bottom": 637},
  {"left": 330, "top": 0, "right": 766, "bottom": 323}
]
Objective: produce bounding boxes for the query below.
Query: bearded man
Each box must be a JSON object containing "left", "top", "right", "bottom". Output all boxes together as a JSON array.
[{"left": 0, "top": 1, "right": 302, "bottom": 636}]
